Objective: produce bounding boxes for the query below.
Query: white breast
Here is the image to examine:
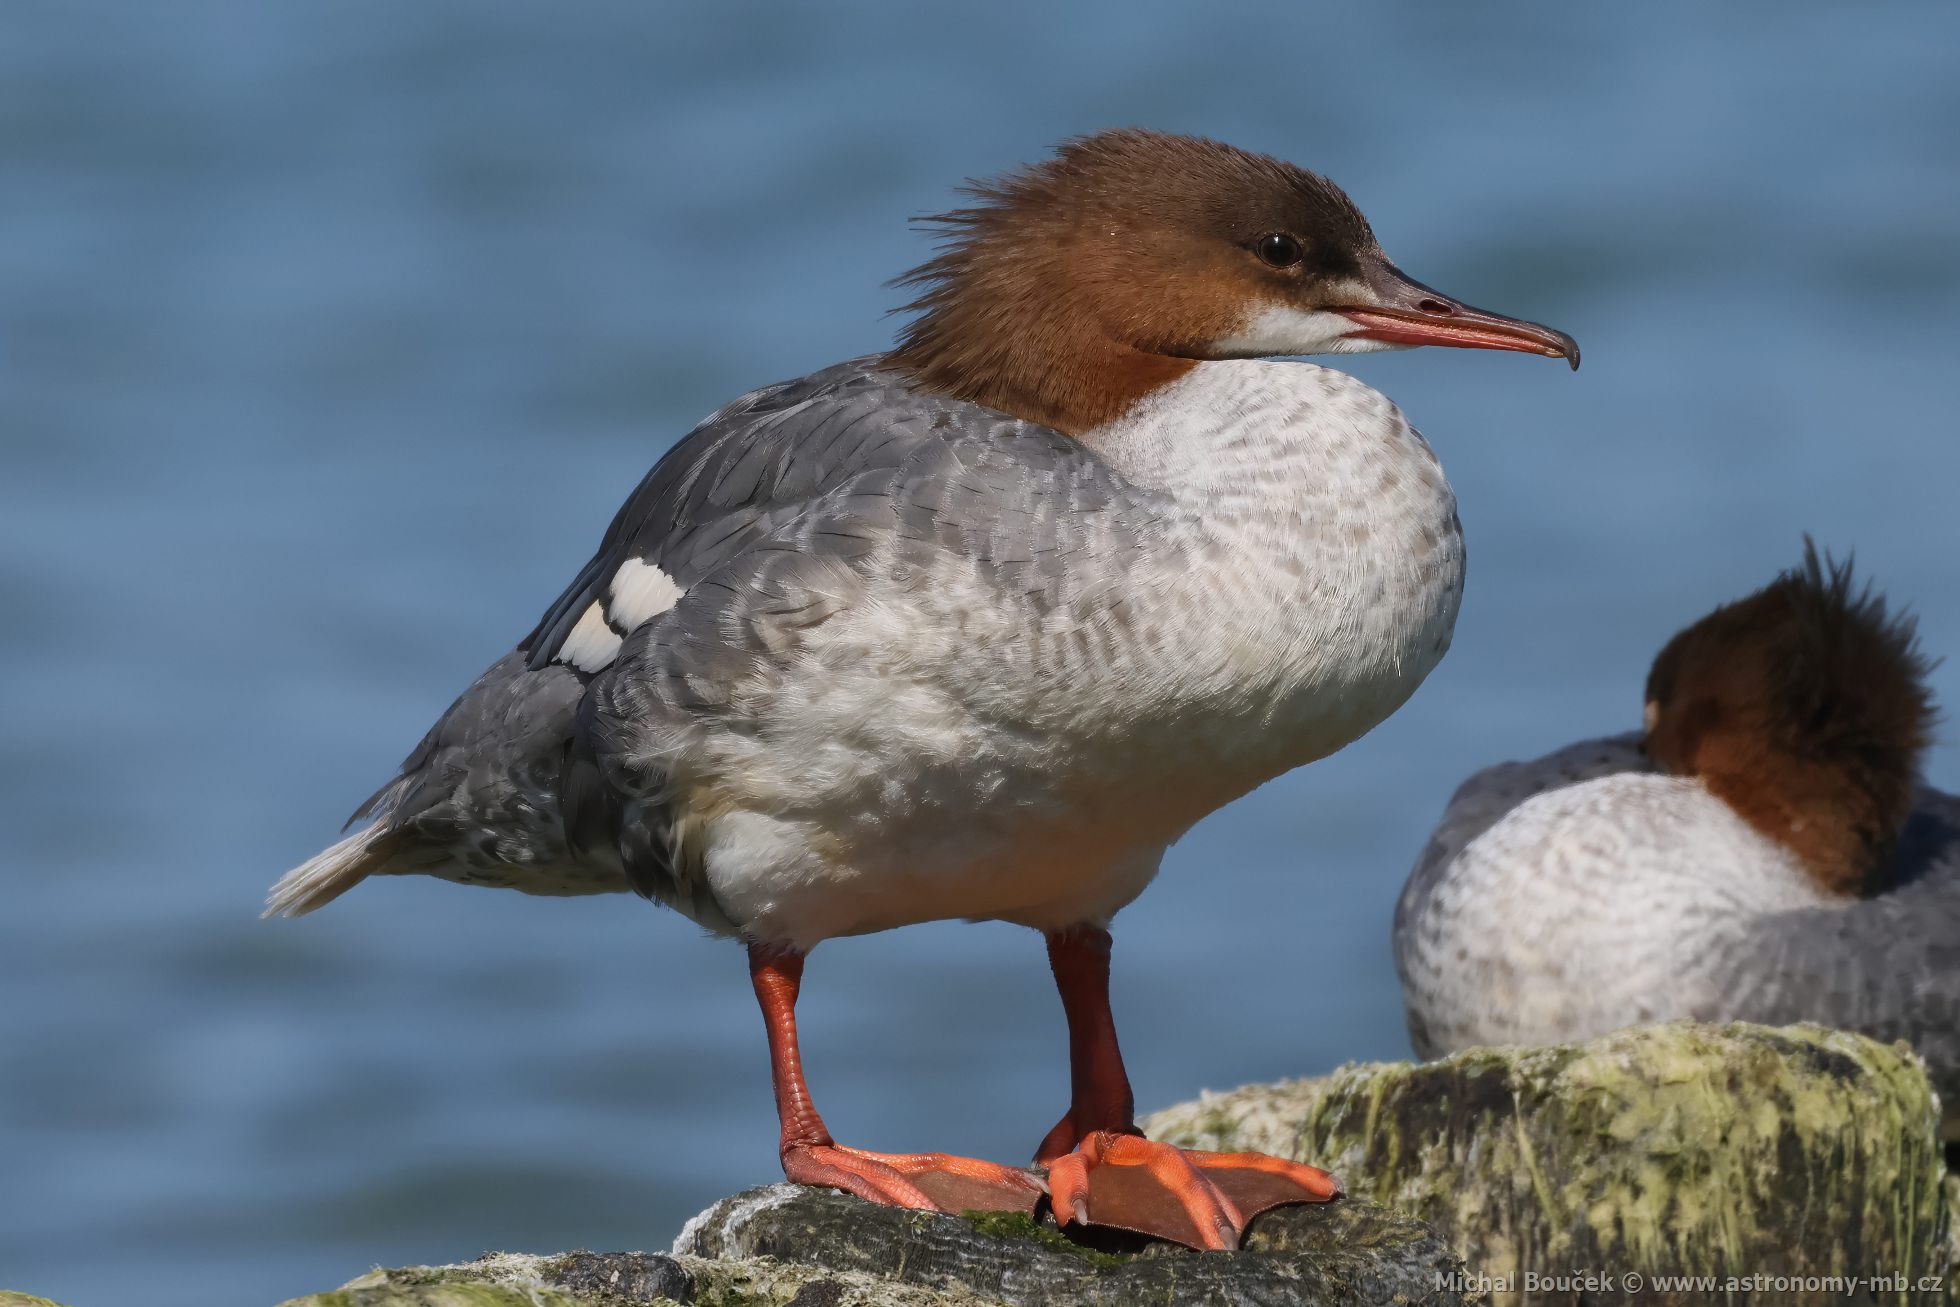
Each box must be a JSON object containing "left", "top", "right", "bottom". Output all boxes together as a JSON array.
[
  {"left": 695, "top": 360, "right": 1465, "bottom": 948},
  {"left": 1085, "top": 360, "right": 1465, "bottom": 777}
]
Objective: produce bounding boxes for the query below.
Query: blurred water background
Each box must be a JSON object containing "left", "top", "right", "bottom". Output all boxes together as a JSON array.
[{"left": 4, "top": 3, "right": 1958, "bottom": 1302}]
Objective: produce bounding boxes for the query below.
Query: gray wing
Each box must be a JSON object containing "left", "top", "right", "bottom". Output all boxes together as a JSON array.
[
  {"left": 1715, "top": 788, "right": 1960, "bottom": 1116},
  {"left": 520, "top": 359, "right": 983, "bottom": 669},
  {"left": 358, "top": 362, "right": 919, "bottom": 814},
  {"left": 348, "top": 359, "right": 1144, "bottom": 908},
  {"left": 569, "top": 381, "right": 1165, "bottom": 922}
]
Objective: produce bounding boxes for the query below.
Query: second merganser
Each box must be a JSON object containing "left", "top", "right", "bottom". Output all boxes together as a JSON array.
[
  {"left": 268, "top": 129, "right": 1577, "bottom": 1249},
  {"left": 1396, "top": 545, "right": 1959, "bottom": 1135}
]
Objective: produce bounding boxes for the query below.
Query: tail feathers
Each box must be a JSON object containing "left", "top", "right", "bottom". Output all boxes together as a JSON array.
[{"left": 264, "top": 823, "right": 398, "bottom": 918}]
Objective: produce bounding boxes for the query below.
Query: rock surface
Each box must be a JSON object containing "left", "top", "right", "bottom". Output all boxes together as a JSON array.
[
  {"left": 1145, "top": 1021, "right": 1950, "bottom": 1305},
  {"left": 277, "top": 1022, "right": 1953, "bottom": 1307},
  {"left": 279, "top": 1188, "right": 1465, "bottom": 1306},
  {"left": 676, "top": 1183, "right": 1465, "bottom": 1305}
]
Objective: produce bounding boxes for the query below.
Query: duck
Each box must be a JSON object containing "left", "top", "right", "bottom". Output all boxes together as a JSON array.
[
  {"left": 268, "top": 128, "right": 1577, "bottom": 1250},
  {"left": 1396, "top": 544, "right": 1960, "bottom": 1137}
]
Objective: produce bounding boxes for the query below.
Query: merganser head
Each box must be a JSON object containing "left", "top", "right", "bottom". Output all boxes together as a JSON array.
[
  {"left": 1642, "top": 541, "right": 1938, "bottom": 897},
  {"left": 887, "top": 128, "right": 1577, "bottom": 434}
]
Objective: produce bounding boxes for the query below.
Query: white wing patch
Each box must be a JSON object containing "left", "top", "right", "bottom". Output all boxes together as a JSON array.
[
  {"left": 553, "top": 558, "right": 687, "bottom": 673},
  {"left": 609, "top": 557, "right": 686, "bottom": 627},
  {"left": 559, "top": 602, "right": 623, "bottom": 673}
]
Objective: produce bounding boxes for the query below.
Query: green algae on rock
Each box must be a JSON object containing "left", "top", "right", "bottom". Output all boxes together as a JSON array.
[{"left": 1143, "top": 1021, "right": 1950, "bottom": 1305}]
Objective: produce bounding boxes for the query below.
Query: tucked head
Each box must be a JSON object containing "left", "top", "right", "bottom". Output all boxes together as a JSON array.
[
  {"left": 887, "top": 129, "right": 1577, "bottom": 434},
  {"left": 1643, "top": 543, "right": 1938, "bottom": 897}
]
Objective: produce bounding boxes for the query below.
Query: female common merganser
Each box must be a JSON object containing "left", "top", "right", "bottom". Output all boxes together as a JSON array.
[
  {"left": 269, "top": 129, "right": 1576, "bottom": 1249},
  {"left": 1396, "top": 545, "right": 1959, "bottom": 1135}
]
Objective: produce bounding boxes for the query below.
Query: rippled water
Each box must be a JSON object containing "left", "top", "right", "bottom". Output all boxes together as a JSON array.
[{"left": 4, "top": 4, "right": 1958, "bottom": 1303}]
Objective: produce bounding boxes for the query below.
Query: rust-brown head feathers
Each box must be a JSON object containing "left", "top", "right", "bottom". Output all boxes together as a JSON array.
[
  {"left": 1643, "top": 542, "right": 1938, "bottom": 897},
  {"left": 885, "top": 129, "right": 1380, "bottom": 435}
]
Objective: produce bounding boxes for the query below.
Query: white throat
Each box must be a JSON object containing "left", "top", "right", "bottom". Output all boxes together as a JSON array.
[
  {"left": 1209, "top": 302, "right": 1409, "bottom": 360},
  {"left": 1085, "top": 359, "right": 1438, "bottom": 502}
]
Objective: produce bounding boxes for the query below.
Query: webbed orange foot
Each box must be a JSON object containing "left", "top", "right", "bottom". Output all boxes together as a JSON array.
[
  {"left": 1044, "top": 1130, "right": 1341, "bottom": 1250},
  {"left": 783, "top": 1141, "right": 1045, "bottom": 1216}
]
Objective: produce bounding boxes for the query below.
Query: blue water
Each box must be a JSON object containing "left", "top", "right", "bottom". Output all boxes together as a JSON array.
[{"left": 4, "top": 4, "right": 1958, "bottom": 1303}]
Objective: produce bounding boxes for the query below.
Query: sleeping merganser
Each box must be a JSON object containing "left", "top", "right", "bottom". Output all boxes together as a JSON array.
[
  {"left": 1396, "top": 544, "right": 1959, "bottom": 1137},
  {"left": 269, "top": 129, "right": 1577, "bottom": 1250}
]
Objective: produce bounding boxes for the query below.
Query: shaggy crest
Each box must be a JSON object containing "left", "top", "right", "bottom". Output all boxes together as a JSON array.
[{"left": 1644, "top": 540, "right": 1938, "bottom": 896}]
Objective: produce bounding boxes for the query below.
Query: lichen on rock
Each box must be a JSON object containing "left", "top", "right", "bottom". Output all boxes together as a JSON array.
[{"left": 1143, "top": 1021, "right": 1950, "bottom": 1304}]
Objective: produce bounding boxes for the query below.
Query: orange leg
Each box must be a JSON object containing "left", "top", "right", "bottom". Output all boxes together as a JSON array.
[
  {"left": 749, "top": 943, "right": 1044, "bottom": 1216},
  {"left": 1034, "top": 926, "right": 1342, "bottom": 1250},
  {"left": 1034, "top": 926, "right": 1138, "bottom": 1164}
]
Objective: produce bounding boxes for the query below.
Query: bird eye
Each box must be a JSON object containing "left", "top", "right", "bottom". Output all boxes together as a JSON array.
[{"left": 1254, "top": 233, "right": 1304, "bottom": 268}]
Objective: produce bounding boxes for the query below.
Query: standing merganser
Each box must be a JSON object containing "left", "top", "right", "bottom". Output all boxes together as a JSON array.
[
  {"left": 1396, "top": 545, "right": 1960, "bottom": 1136},
  {"left": 269, "top": 129, "right": 1577, "bottom": 1250}
]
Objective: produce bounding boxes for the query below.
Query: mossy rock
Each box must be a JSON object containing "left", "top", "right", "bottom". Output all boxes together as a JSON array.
[
  {"left": 676, "top": 1183, "right": 1466, "bottom": 1305},
  {"left": 275, "top": 1247, "right": 972, "bottom": 1307},
  {"left": 279, "top": 1185, "right": 1466, "bottom": 1307},
  {"left": 1144, "top": 1021, "right": 1950, "bottom": 1306},
  {"left": 279, "top": 1022, "right": 1951, "bottom": 1305}
]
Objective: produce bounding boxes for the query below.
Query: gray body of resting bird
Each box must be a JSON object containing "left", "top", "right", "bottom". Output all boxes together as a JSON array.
[{"left": 1398, "top": 544, "right": 1960, "bottom": 1138}]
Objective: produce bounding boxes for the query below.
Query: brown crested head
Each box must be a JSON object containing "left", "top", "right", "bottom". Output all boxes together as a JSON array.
[
  {"left": 1643, "top": 541, "right": 1939, "bottom": 897},
  {"left": 885, "top": 129, "right": 1576, "bottom": 436}
]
